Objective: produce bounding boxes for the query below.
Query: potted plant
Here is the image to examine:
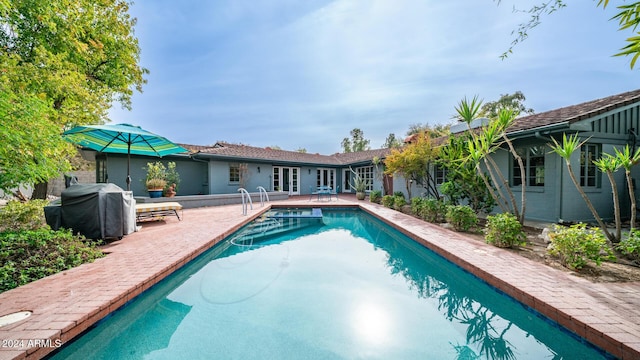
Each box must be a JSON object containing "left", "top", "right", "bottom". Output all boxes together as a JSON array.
[
  {"left": 350, "top": 167, "right": 370, "bottom": 200},
  {"left": 164, "top": 162, "right": 181, "bottom": 196},
  {"left": 145, "top": 161, "right": 167, "bottom": 198},
  {"left": 146, "top": 178, "right": 166, "bottom": 198}
]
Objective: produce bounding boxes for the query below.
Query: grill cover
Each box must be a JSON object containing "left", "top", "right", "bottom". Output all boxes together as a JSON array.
[{"left": 54, "top": 183, "right": 136, "bottom": 239}]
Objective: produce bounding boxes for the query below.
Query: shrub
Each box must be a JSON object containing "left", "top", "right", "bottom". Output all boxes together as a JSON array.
[
  {"left": 393, "top": 195, "right": 407, "bottom": 211},
  {"left": 422, "top": 198, "right": 447, "bottom": 223},
  {"left": 411, "top": 197, "right": 426, "bottom": 217},
  {"left": 381, "top": 195, "right": 395, "bottom": 208},
  {"left": 369, "top": 190, "right": 382, "bottom": 204},
  {"left": 547, "top": 224, "right": 615, "bottom": 270},
  {"left": 0, "top": 200, "right": 49, "bottom": 233},
  {"left": 445, "top": 205, "right": 478, "bottom": 232},
  {"left": 617, "top": 229, "right": 640, "bottom": 261},
  {"left": 0, "top": 228, "right": 104, "bottom": 292},
  {"left": 485, "top": 213, "right": 526, "bottom": 248},
  {"left": 164, "top": 161, "right": 181, "bottom": 193},
  {"left": 393, "top": 191, "right": 405, "bottom": 198}
]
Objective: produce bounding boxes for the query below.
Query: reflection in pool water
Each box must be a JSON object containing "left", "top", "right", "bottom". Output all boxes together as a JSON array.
[{"left": 51, "top": 209, "right": 606, "bottom": 359}]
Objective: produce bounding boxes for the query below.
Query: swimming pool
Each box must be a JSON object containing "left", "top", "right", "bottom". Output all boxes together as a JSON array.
[{"left": 50, "top": 209, "right": 605, "bottom": 359}]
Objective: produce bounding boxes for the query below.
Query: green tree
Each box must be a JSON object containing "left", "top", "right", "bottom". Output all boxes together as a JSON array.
[
  {"left": 382, "top": 133, "right": 403, "bottom": 149},
  {"left": 480, "top": 91, "right": 534, "bottom": 119},
  {"left": 341, "top": 128, "right": 370, "bottom": 153},
  {"left": 438, "top": 134, "right": 496, "bottom": 213},
  {"left": 0, "top": 0, "right": 148, "bottom": 195},
  {"left": 615, "top": 146, "right": 640, "bottom": 230},
  {"left": 549, "top": 134, "right": 617, "bottom": 244},
  {"left": 498, "top": 0, "right": 640, "bottom": 68},
  {"left": 456, "top": 96, "right": 526, "bottom": 223},
  {"left": 384, "top": 132, "right": 440, "bottom": 199},
  {"left": 406, "top": 123, "right": 450, "bottom": 138}
]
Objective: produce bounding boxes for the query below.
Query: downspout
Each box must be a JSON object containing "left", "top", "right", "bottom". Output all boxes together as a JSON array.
[
  {"left": 629, "top": 127, "right": 637, "bottom": 154},
  {"left": 535, "top": 131, "right": 562, "bottom": 223},
  {"left": 190, "top": 154, "right": 210, "bottom": 194}
]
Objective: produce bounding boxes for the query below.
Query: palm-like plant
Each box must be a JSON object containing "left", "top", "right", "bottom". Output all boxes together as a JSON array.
[
  {"left": 615, "top": 145, "right": 640, "bottom": 230},
  {"left": 549, "top": 133, "right": 616, "bottom": 244},
  {"left": 456, "top": 97, "right": 525, "bottom": 223}
]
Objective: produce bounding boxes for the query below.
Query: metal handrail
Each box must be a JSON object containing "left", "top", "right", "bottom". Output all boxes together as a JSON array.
[
  {"left": 238, "top": 188, "right": 253, "bottom": 215},
  {"left": 257, "top": 186, "right": 269, "bottom": 206}
]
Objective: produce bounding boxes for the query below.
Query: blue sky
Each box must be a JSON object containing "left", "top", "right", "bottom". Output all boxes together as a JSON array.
[{"left": 109, "top": 0, "right": 639, "bottom": 154}]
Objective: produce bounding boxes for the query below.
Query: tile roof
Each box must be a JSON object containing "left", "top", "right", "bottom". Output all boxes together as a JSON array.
[
  {"left": 180, "top": 89, "right": 640, "bottom": 164},
  {"left": 506, "top": 88, "right": 640, "bottom": 134},
  {"left": 192, "top": 142, "right": 392, "bottom": 166},
  {"left": 405, "top": 88, "right": 640, "bottom": 144}
]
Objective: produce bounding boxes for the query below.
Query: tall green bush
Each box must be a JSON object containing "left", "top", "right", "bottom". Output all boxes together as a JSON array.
[
  {"left": 393, "top": 195, "right": 407, "bottom": 211},
  {"left": 381, "top": 195, "right": 395, "bottom": 208},
  {"left": 0, "top": 228, "right": 104, "bottom": 292},
  {"left": 422, "top": 198, "right": 447, "bottom": 223},
  {"left": 485, "top": 213, "right": 526, "bottom": 248},
  {"left": 0, "top": 200, "right": 49, "bottom": 232},
  {"left": 617, "top": 229, "right": 640, "bottom": 261},
  {"left": 369, "top": 190, "right": 382, "bottom": 204},
  {"left": 445, "top": 205, "right": 478, "bottom": 232},
  {"left": 411, "top": 197, "right": 426, "bottom": 217},
  {"left": 548, "top": 224, "right": 615, "bottom": 269}
]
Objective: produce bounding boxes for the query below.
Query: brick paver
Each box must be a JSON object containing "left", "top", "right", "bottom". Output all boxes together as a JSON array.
[{"left": 0, "top": 196, "right": 639, "bottom": 359}]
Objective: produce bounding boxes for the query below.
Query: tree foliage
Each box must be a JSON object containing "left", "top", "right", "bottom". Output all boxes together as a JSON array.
[
  {"left": 406, "top": 123, "right": 451, "bottom": 138},
  {"left": 341, "top": 128, "right": 370, "bottom": 153},
  {"left": 455, "top": 97, "right": 526, "bottom": 223},
  {"left": 0, "top": 0, "right": 148, "bottom": 192},
  {"left": 384, "top": 131, "right": 440, "bottom": 199},
  {"left": 480, "top": 91, "right": 534, "bottom": 119},
  {"left": 382, "top": 133, "right": 403, "bottom": 149},
  {"left": 498, "top": 0, "right": 640, "bottom": 68}
]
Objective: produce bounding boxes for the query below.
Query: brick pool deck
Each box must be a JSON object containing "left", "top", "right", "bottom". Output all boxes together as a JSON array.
[{"left": 0, "top": 195, "right": 639, "bottom": 359}]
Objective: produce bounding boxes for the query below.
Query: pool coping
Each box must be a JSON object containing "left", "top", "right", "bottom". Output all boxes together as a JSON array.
[{"left": 0, "top": 197, "right": 638, "bottom": 359}]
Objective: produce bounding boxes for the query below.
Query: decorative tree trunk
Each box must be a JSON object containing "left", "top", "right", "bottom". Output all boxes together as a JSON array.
[{"left": 31, "top": 181, "right": 48, "bottom": 200}]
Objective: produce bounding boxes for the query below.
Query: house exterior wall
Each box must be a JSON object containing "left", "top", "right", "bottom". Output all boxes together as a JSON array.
[
  {"left": 494, "top": 142, "right": 562, "bottom": 223},
  {"left": 104, "top": 154, "right": 206, "bottom": 197},
  {"left": 208, "top": 161, "right": 273, "bottom": 194},
  {"left": 487, "top": 137, "right": 630, "bottom": 223},
  {"left": 558, "top": 143, "right": 628, "bottom": 223}
]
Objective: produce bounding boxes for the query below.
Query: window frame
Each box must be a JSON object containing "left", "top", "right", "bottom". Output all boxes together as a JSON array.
[
  {"left": 434, "top": 164, "right": 447, "bottom": 185},
  {"left": 580, "top": 143, "right": 601, "bottom": 188},
  {"left": 229, "top": 163, "right": 240, "bottom": 183},
  {"left": 355, "top": 166, "right": 374, "bottom": 192},
  {"left": 511, "top": 145, "right": 546, "bottom": 187}
]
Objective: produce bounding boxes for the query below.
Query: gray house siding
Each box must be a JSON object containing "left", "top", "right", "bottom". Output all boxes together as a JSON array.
[
  {"left": 100, "top": 154, "right": 205, "bottom": 197},
  {"left": 498, "top": 142, "right": 562, "bottom": 223},
  {"left": 208, "top": 161, "right": 272, "bottom": 194}
]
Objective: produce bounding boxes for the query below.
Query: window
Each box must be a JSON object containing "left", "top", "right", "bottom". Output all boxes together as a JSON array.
[
  {"left": 356, "top": 166, "right": 374, "bottom": 192},
  {"left": 96, "top": 156, "right": 107, "bottom": 183},
  {"left": 316, "top": 168, "right": 335, "bottom": 188},
  {"left": 434, "top": 164, "right": 447, "bottom": 185},
  {"left": 580, "top": 144, "right": 601, "bottom": 187},
  {"left": 229, "top": 163, "right": 240, "bottom": 183},
  {"left": 512, "top": 145, "right": 545, "bottom": 187}
]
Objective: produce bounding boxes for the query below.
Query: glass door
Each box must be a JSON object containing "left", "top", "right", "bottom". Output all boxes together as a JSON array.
[
  {"left": 342, "top": 169, "right": 351, "bottom": 193},
  {"left": 273, "top": 167, "right": 300, "bottom": 195}
]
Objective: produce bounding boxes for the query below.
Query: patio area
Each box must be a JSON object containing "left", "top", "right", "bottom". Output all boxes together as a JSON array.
[{"left": 0, "top": 195, "right": 639, "bottom": 359}]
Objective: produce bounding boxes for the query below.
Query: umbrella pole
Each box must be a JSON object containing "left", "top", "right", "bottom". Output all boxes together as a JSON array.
[{"left": 126, "top": 141, "right": 131, "bottom": 191}]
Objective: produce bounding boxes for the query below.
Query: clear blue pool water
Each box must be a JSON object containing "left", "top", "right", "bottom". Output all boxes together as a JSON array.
[{"left": 51, "top": 209, "right": 605, "bottom": 359}]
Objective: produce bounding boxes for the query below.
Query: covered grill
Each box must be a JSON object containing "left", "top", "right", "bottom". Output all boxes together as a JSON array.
[{"left": 45, "top": 183, "right": 136, "bottom": 239}]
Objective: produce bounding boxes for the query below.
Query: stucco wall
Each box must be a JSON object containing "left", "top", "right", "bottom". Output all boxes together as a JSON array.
[{"left": 106, "top": 154, "right": 207, "bottom": 197}]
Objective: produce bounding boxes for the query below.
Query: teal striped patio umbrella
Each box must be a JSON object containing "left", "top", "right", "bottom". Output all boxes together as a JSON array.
[{"left": 63, "top": 123, "right": 188, "bottom": 190}]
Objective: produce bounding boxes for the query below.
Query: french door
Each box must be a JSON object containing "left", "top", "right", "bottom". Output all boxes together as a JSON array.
[
  {"left": 317, "top": 168, "right": 336, "bottom": 190},
  {"left": 273, "top": 167, "right": 300, "bottom": 195}
]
